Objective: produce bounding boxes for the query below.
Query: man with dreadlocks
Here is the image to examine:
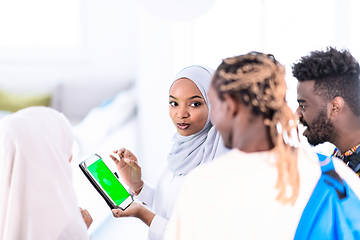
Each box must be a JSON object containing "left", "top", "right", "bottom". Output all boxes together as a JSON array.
[
  {"left": 293, "top": 47, "right": 360, "bottom": 175},
  {"left": 164, "top": 52, "right": 360, "bottom": 240}
]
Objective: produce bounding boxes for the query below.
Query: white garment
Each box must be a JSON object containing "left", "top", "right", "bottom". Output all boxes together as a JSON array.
[
  {"left": 164, "top": 146, "right": 360, "bottom": 240},
  {"left": 0, "top": 107, "right": 89, "bottom": 240},
  {"left": 136, "top": 169, "right": 185, "bottom": 240}
]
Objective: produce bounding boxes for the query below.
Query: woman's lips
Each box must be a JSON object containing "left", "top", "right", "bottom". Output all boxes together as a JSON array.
[{"left": 177, "top": 123, "right": 190, "bottom": 130}]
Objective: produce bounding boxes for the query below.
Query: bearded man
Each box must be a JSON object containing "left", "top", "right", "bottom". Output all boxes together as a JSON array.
[{"left": 293, "top": 47, "right": 360, "bottom": 174}]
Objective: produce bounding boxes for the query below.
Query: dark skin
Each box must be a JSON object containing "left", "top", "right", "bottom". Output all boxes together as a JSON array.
[
  {"left": 331, "top": 98, "right": 360, "bottom": 153},
  {"left": 297, "top": 80, "right": 360, "bottom": 153},
  {"left": 208, "top": 86, "right": 274, "bottom": 152},
  {"left": 109, "top": 148, "right": 155, "bottom": 227}
]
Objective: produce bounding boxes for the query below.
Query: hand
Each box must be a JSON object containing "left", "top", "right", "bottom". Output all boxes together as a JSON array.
[
  {"left": 112, "top": 202, "right": 142, "bottom": 218},
  {"left": 112, "top": 202, "right": 155, "bottom": 227},
  {"left": 80, "top": 207, "right": 93, "bottom": 229},
  {"left": 110, "top": 148, "right": 143, "bottom": 192}
]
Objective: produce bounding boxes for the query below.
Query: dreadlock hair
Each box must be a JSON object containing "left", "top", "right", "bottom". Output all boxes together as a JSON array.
[
  {"left": 292, "top": 47, "right": 360, "bottom": 116},
  {"left": 212, "top": 52, "right": 300, "bottom": 205}
]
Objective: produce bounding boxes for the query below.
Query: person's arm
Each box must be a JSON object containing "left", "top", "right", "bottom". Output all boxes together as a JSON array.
[
  {"left": 112, "top": 203, "right": 168, "bottom": 240},
  {"left": 112, "top": 202, "right": 155, "bottom": 227},
  {"left": 134, "top": 181, "right": 155, "bottom": 208},
  {"left": 148, "top": 215, "right": 168, "bottom": 240}
]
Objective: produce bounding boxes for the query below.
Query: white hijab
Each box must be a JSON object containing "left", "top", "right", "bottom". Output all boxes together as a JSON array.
[
  {"left": 0, "top": 107, "right": 88, "bottom": 240},
  {"left": 167, "top": 65, "right": 228, "bottom": 176}
]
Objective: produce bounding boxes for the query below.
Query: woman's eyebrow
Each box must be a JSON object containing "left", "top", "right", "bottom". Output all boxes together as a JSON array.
[
  {"left": 169, "top": 95, "right": 177, "bottom": 100},
  {"left": 169, "top": 95, "right": 203, "bottom": 100},
  {"left": 188, "top": 95, "right": 203, "bottom": 100}
]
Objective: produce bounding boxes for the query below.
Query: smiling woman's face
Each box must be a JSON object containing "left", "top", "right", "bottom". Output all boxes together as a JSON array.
[{"left": 169, "top": 78, "right": 209, "bottom": 136}]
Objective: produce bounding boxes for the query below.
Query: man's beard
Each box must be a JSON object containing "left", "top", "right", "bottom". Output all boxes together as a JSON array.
[{"left": 300, "top": 108, "right": 335, "bottom": 146}]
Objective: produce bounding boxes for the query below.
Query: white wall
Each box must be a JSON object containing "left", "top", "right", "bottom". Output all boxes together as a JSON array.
[
  {"left": 0, "top": 0, "right": 137, "bottom": 91},
  {"left": 135, "top": 4, "right": 176, "bottom": 185}
]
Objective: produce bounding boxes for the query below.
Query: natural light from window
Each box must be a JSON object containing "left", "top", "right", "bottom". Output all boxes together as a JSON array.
[{"left": 0, "top": 0, "right": 81, "bottom": 47}]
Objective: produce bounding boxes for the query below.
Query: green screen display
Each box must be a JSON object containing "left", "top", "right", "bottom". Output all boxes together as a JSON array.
[{"left": 87, "top": 159, "right": 130, "bottom": 205}]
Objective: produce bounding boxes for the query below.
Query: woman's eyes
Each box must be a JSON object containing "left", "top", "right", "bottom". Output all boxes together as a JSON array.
[
  {"left": 169, "top": 101, "right": 202, "bottom": 107},
  {"left": 190, "top": 102, "right": 201, "bottom": 107},
  {"left": 169, "top": 101, "right": 178, "bottom": 107}
]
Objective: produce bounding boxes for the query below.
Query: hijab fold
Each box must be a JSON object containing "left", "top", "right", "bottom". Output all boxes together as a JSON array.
[{"left": 167, "top": 65, "right": 227, "bottom": 176}]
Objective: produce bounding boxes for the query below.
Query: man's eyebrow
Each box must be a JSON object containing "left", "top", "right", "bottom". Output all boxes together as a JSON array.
[{"left": 297, "top": 99, "right": 306, "bottom": 103}]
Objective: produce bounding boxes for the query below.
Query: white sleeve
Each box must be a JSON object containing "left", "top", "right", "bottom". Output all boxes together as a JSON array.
[
  {"left": 135, "top": 182, "right": 155, "bottom": 208},
  {"left": 136, "top": 182, "right": 167, "bottom": 240},
  {"left": 163, "top": 178, "right": 191, "bottom": 240},
  {"left": 148, "top": 214, "right": 168, "bottom": 240},
  {"left": 163, "top": 169, "right": 202, "bottom": 240}
]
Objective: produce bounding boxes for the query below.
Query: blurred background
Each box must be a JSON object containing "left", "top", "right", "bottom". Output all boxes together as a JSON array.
[{"left": 0, "top": 0, "right": 359, "bottom": 239}]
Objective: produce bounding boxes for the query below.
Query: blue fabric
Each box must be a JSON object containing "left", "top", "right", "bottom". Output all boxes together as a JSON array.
[{"left": 294, "top": 153, "right": 360, "bottom": 240}]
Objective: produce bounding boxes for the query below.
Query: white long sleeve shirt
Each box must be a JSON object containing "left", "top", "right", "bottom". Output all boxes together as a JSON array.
[{"left": 136, "top": 168, "right": 186, "bottom": 240}]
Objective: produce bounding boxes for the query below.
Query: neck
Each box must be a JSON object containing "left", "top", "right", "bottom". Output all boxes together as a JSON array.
[
  {"left": 232, "top": 115, "right": 274, "bottom": 152},
  {"left": 332, "top": 129, "right": 360, "bottom": 154},
  {"left": 332, "top": 115, "right": 360, "bottom": 153}
]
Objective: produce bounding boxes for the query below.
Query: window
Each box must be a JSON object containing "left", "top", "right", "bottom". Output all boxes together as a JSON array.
[{"left": 0, "top": 0, "right": 82, "bottom": 62}]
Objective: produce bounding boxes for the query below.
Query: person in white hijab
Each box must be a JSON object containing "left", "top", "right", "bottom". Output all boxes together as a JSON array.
[
  {"left": 0, "top": 106, "right": 91, "bottom": 240},
  {"left": 110, "top": 65, "right": 228, "bottom": 240}
]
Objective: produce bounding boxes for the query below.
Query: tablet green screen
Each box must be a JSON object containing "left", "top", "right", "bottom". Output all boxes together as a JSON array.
[{"left": 87, "top": 159, "right": 130, "bottom": 205}]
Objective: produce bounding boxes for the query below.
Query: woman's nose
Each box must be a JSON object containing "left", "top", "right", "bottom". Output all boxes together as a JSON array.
[{"left": 177, "top": 107, "right": 190, "bottom": 119}]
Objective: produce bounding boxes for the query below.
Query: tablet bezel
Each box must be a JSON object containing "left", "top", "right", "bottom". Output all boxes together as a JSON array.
[{"left": 79, "top": 154, "right": 133, "bottom": 210}]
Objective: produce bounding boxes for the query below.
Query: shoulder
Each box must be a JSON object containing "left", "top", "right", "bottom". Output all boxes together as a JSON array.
[
  {"left": 186, "top": 149, "right": 241, "bottom": 179},
  {"left": 333, "top": 157, "right": 360, "bottom": 198},
  {"left": 179, "top": 149, "right": 238, "bottom": 195},
  {"left": 182, "top": 148, "right": 279, "bottom": 194}
]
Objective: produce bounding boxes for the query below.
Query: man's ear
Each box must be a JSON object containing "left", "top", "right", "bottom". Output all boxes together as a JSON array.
[
  {"left": 222, "top": 93, "right": 239, "bottom": 117},
  {"left": 329, "top": 96, "right": 344, "bottom": 116}
]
